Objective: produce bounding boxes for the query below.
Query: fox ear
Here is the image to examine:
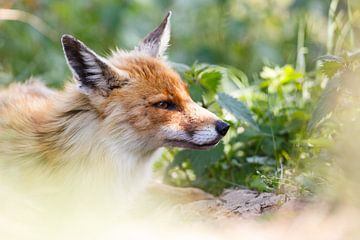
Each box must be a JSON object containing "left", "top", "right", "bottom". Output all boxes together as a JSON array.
[
  {"left": 135, "top": 11, "right": 171, "bottom": 58},
  {"left": 61, "top": 34, "right": 128, "bottom": 96}
]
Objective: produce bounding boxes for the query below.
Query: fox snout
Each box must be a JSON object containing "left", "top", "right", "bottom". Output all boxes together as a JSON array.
[
  {"left": 158, "top": 102, "right": 230, "bottom": 150},
  {"left": 215, "top": 120, "right": 230, "bottom": 136}
]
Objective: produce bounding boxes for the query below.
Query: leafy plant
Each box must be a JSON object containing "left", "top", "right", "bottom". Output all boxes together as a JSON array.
[
  {"left": 1, "top": 0, "right": 359, "bottom": 197},
  {"left": 308, "top": 50, "right": 360, "bottom": 131},
  {"left": 161, "top": 63, "right": 319, "bottom": 195}
]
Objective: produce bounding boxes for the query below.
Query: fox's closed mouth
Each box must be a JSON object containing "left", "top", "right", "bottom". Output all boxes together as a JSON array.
[{"left": 165, "top": 138, "right": 221, "bottom": 150}]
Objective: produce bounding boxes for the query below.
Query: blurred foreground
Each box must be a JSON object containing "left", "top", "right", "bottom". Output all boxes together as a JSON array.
[{"left": 1, "top": 0, "right": 360, "bottom": 239}]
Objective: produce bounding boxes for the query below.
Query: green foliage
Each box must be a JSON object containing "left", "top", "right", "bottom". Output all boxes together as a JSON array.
[
  {"left": 218, "top": 93, "right": 259, "bottom": 130},
  {"left": 0, "top": 0, "right": 341, "bottom": 85},
  {"left": 309, "top": 50, "right": 360, "bottom": 131},
  {"left": 318, "top": 55, "right": 345, "bottom": 78},
  {"left": 1, "top": 0, "right": 360, "bottom": 196},
  {"left": 163, "top": 64, "right": 319, "bottom": 194},
  {"left": 169, "top": 142, "right": 225, "bottom": 177}
]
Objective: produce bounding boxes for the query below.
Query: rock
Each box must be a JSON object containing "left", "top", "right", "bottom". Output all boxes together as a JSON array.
[
  {"left": 220, "top": 189, "right": 288, "bottom": 217},
  {"left": 178, "top": 189, "right": 290, "bottom": 220}
]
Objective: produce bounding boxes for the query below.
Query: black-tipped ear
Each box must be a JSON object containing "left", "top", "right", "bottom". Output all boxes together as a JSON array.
[
  {"left": 135, "top": 11, "right": 171, "bottom": 58},
  {"left": 61, "top": 34, "right": 128, "bottom": 95}
]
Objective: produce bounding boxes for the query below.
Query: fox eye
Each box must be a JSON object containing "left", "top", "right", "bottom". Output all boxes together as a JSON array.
[{"left": 153, "top": 101, "right": 177, "bottom": 110}]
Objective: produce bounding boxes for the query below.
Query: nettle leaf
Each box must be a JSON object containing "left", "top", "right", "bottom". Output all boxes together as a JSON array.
[
  {"left": 171, "top": 142, "right": 224, "bottom": 176},
  {"left": 188, "top": 84, "right": 203, "bottom": 103},
  {"left": 229, "top": 127, "right": 262, "bottom": 144},
  {"left": 318, "top": 55, "right": 345, "bottom": 78},
  {"left": 199, "top": 70, "right": 222, "bottom": 92},
  {"left": 319, "top": 61, "right": 344, "bottom": 79},
  {"left": 218, "top": 93, "right": 259, "bottom": 130},
  {"left": 248, "top": 175, "right": 270, "bottom": 192}
]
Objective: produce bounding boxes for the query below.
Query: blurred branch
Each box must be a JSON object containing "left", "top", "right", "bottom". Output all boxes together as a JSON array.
[
  {"left": 296, "top": 19, "right": 306, "bottom": 73},
  {"left": 0, "top": 9, "right": 57, "bottom": 41},
  {"left": 347, "top": 0, "right": 354, "bottom": 50},
  {"left": 327, "top": 0, "right": 339, "bottom": 54}
]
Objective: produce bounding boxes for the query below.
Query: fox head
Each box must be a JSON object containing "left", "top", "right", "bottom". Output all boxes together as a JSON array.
[{"left": 61, "top": 12, "right": 229, "bottom": 151}]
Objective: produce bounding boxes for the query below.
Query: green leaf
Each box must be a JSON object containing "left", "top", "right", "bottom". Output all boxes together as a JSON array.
[
  {"left": 229, "top": 127, "right": 263, "bottom": 144},
  {"left": 248, "top": 175, "right": 269, "bottom": 192},
  {"left": 218, "top": 93, "right": 259, "bottom": 130},
  {"left": 199, "top": 71, "right": 222, "bottom": 92},
  {"left": 171, "top": 142, "right": 224, "bottom": 176},
  {"left": 188, "top": 84, "right": 204, "bottom": 103},
  {"left": 317, "top": 55, "right": 345, "bottom": 78},
  {"left": 282, "top": 65, "right": 303, "bottom": 83},
  {"left": 319, "top": 61, "right": 343, "bottom": 78}
]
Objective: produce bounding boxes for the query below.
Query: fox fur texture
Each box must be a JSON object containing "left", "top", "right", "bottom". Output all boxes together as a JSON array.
[{"left": 0, "top": 12, "right": 229, "bottom": 199}]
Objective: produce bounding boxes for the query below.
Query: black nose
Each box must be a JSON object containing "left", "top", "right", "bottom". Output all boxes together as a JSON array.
[{"left": 215, "top": 120, "right": 230, "bottom": 136}]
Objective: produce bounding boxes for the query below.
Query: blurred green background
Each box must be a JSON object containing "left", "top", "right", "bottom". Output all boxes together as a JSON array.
[
  {"left": 2, "top": 0, "right": 354, "bottom": 86},
  {"left": 1, "top": 0, "right": 360, "bottom": 195}
]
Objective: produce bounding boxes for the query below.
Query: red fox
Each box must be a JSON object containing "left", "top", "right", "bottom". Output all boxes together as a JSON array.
[{"left": 0, "top": 12, "right": 229, "bottom": 199}]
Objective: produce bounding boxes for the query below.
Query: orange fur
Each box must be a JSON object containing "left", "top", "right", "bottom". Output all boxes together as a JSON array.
[
  {"left": 0, "top": 55, "right": 220, "bottom": 190},
  {"left": 0, "top": 13, "right": 228, "bottom": 198}
]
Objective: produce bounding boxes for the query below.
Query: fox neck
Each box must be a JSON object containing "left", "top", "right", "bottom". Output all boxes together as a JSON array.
[{"left": 40, "top": 85, "right": 160, "bottom": 191}]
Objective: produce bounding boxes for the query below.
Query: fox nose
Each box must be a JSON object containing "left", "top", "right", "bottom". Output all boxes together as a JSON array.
[{"left": 215, "top": 120, "right": 230, "bottom": 136}]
